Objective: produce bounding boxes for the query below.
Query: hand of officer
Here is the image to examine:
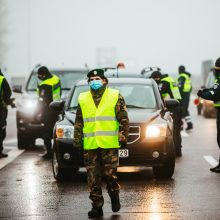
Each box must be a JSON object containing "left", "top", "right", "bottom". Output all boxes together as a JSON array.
[
  {"left": 197, "top": 90, "right": 203, "bottom": 97},
  {"left": 9, "top": 98, "right": 16, "bottom": 108}
]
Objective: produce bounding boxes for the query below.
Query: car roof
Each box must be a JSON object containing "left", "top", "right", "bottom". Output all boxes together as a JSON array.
[{"left": 76, "top": 77, "right": 154, "bottom": 86}]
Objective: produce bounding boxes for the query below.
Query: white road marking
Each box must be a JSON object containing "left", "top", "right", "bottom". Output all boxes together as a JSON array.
[
  {"left": 181, "top": 130, "right": 189, "bottom": 137},
  {"left": 0, "top": 149, "right": 24, "bottom": 170},
  {"left": 204, "top": 155, "right": 218, "bottom": 167}
]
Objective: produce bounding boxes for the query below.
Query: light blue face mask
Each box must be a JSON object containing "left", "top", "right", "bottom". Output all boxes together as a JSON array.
[{"left": 89, "top": 80, "right": 103, "bottom": 90}]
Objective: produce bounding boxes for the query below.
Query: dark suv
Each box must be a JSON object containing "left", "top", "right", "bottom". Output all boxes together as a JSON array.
[
  {"left": 13, "top": 67, "right": 87, "bottom": 149},
  {"left": 50, "top": 77, "right": 178, "bottom": 181}
]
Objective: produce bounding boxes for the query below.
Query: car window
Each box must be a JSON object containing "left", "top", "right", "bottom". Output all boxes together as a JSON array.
[
  {"left": 69, "top": 84, "right": 157, "bottom": 109},
  {"left": 26, "top": 71, "right": 86, "bottom": 91}
]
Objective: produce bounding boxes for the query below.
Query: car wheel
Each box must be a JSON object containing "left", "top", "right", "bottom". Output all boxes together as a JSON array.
[
  {"left": 17, "top": 132, "right": 35, "bottom": 149},
  {"left": 153, "top": 137, "right": 175, "bottom": 179},
  {"left": 52, "top": 146, "right": 79, "bottom": 181}
]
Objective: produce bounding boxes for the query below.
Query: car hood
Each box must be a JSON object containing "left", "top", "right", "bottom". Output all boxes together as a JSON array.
[{"left": 65, "top": 108, "right": 161, "bottom": 125}]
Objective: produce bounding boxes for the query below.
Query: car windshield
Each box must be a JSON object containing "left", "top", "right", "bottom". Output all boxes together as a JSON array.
[
  {"left": 205, "top": 72, "right": 215, "bottom": 89},
  {"left": 26, "top": 70, "right": 87, "bottom": 91},
  {"left": 69, "top": 83, "right": 157, "bottom": 110}
]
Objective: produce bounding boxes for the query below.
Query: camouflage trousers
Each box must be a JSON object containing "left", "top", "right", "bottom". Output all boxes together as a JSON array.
[{"left": 83, "top": 148, "right": 120, "bottom": 208}]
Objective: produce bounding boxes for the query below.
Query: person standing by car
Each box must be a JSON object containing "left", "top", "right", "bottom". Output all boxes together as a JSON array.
[
  {"left": 36, "top": 66, "right": 61, "bottom": 159},
  {"left": 197, "top": 57, "right": 220, "bottom": 173},
  {"left": 73, "top": 69, "right": 129, "bottom": 218},
  {"left": 0, "top": 69, "right": 15, "bottom": 158},
  {"left": 177, "top": 65, "right": 193, "bottom": 130},
  {"left": 150, "top": 71, "right": 183, "bottom": 157}
]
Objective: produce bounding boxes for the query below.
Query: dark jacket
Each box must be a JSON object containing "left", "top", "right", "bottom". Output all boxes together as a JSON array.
[{"left": 0, "top": 72, "right": 12, "bottom": 107}]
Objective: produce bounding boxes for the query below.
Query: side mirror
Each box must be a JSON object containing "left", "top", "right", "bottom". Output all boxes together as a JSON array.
[
  {"left": 49, "top": 100, "right": 65, "bottom": 112},
  {"left": 165, "top": 99, "right": 179, "bottom": 110},
  {"left": 13, "top": 85, "right": 22, "bottom": 93}
]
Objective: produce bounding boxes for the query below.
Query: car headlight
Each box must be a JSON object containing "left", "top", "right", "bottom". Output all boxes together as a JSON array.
[
  {"left": 56, "top": 125, "right": 74, "bottom": 139},
  {"left": 146, "top": 124, "right": 167, "bottom": 138},
  {"left": 19, "top": 99, "right": 38, "bottom": 112}
]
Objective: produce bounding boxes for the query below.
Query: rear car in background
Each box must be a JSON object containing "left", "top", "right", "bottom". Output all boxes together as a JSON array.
[
  {"left": 50, "top": 77, "right": 179, "bottom": 181},
  {"left": 195, "top": 71, "right": 217, "bottom": 118},
  {"left": 13, "top": 66, "right": 87, "bottom": 149}
]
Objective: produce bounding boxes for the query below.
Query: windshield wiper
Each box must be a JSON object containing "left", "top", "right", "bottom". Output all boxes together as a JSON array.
[{"left": 126, "top": 105, "right": 146, "bottom": 109}]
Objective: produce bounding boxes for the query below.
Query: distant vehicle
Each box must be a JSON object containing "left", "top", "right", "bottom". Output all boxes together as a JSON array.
[
  {"left": 13, "top": 66, "right": 87, "bottom": 149},
  {"left": 195, "top": 71, "right": 217, "bottom": 118},
  {"left": 50, "top": 77, "right": 179, "bottom": 181}
]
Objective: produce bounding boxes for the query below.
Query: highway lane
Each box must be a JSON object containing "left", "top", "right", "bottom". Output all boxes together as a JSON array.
[{"left": 1, "top": 101, "right": 220, "bottom": 219}]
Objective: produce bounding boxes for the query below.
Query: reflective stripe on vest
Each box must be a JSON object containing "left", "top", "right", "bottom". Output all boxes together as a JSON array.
[
  {"left": 78, "top": 88, "right": 120, "bottom": 150},
  {"left": 0, "top": 75, "right": 4, "bottom": 100},
  {"left": 37, "top": 75, "right": 61, "bottom": 101},
  {"left": 161, "top": 76, "right": 182, "bottom": 100},
  {"left": 178, "top": 73, "right": 192, "bottom": 92}
]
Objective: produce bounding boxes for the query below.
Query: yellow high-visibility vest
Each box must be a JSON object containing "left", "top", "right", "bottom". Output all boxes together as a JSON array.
[
  {"left": 78, "top": 88, "right": 120, "bottom": 150},
  {"left": 161, "top": 76, "right": 182, "bottom": 100},
  {"left": 37, "top": 75, "right": 61, "bottom": 101},
  {"left": 177, "top": 73, "right": 192, "bottom": 92},
  {"left": 0, "top": 75, "right": 5, "bottom": 100}
]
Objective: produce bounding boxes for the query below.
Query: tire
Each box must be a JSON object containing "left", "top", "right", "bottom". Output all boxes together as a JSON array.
[
  {"left": 17, "top": 132, "right": 35, "bottom": 149},
  {"left": 153, "top": 138, "right": 175, "bottom": 179},
  {"left": 52, "top": 145, "right": 79, "bottom": 181}
]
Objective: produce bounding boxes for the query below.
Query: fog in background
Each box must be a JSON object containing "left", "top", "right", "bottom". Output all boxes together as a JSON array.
[{"left": 1, "top": 0, "right": 220, "bottom": 79}]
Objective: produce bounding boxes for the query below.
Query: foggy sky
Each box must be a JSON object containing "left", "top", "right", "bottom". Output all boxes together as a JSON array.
[{"left": 2, "top": 0, "right": 220, "bottom": 76}]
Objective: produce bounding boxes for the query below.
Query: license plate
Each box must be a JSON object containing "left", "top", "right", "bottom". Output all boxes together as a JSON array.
[{"left": 118, "top": 149, "right": 129, "bottom": 158}]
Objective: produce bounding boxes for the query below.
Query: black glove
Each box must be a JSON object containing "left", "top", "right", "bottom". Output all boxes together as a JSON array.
[
  {"left": 120, "top": 141, "right": 127, "bottom": 148},
  {"left": 197, "top": 90, "right": 203, "bottom": 97}
]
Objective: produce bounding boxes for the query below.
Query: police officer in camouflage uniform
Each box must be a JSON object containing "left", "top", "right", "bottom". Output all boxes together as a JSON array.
[
  {"left": 36, "top": 66, "right": 61, "bottom": 158},
  {"left": 177, "top": 65, "right": 193, "bottom": 130},
  {"left": 73, "top": 69, "right": 129, "bottom": 218},
  {"left": 0, "top": 69, "right": 15, "bottom": 158},
  {"left": 197, "top": 57, "right": 220, "bottom": 173},
  {"left": 150, "top": 71, "right": 183, "bottom": 157}
]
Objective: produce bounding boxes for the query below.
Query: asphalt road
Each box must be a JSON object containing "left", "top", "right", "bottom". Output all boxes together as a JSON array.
[{"left": 1, "top": 101, "right": 220, "bottom": 220}]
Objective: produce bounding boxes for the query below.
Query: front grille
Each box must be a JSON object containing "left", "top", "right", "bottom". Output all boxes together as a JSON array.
[{"left": 127, "top": 126, "right": 140, "bottom": 144}]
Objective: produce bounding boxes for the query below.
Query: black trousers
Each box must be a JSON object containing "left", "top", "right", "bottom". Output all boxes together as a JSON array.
[
  {"left": 181, "top": 92, "right": 190, "bottom": 118},
  {"left": 216, "top": 108, "right": 220, "bottom": 150},
  {"left": 40, "top": 112, "right": 57, "bottom": 152},
  {"left": 0, "top": 107, "right": 8, "bottom": 152},
  {"left": 171, "top": 106, "right": 182, "bottom": 151}
]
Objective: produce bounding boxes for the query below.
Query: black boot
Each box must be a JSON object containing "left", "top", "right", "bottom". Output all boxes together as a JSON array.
[
  {"left": 88, "top": 206, "right": 103, "bottom": 218},
  {"left": 175, "top": 148, "right": 182, "bottom": 157},
  {"left": 186, "top": 122, "right": 193, "bottom": 130},
  {"left": 210, "top": 162, "right": 220, "bottom": 173},
  {"left": 0, "top": 152, "right": 8, "bottom": 158},
  {"left": 110, "top": 193, "right": 121, "bottom": 212}
]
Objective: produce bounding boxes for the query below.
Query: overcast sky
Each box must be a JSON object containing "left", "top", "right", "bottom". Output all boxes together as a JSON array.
[{"left": 1, "top": 0, "right": 220, "bottom": 77}]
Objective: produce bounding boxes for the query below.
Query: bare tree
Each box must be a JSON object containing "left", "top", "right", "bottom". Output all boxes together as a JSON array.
[{"left": 0, "top": 0, "right": 7, "bottom": 67}]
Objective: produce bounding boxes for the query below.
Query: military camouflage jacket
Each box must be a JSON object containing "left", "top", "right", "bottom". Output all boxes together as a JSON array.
[{"left": 73, "top": 85, "right": 129, "bottom": 147}]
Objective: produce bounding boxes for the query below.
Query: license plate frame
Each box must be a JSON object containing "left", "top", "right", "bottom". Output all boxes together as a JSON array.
[{"left": 118, "top": 149, "right": 129, "bottom": 158}]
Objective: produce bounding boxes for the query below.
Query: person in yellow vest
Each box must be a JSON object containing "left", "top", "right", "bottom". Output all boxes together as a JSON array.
[
  {"left": 0, "top": 69, "right": 15, "bottom": 158},
  {"left": 150, "top": 71, "right": 183, "bottom": 157},
  {"left": 177, "top": 65, "right": 193, "bottom": 130},
  {"left": 73, "top": 69, "right": 129, "bottom": 218},
  {"left": 36, "top": 66, "right": 61, "bottom": 158},
  {"left": 197, "top": 57, "right": 220, "bottom": 173}
]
